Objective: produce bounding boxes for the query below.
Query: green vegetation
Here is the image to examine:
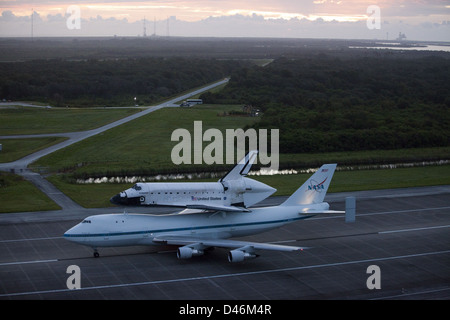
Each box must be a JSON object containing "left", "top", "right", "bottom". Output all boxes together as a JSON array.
[
  {"left": 255, "top": 165, "right": 450, "bottom": 196},
  {"left": 31, "top": 105, "right": 260, "bottom": 177},
  {"left": 0, "top": 107, "right": 141, "bottom": 135},
  {"left": 0, "top": 172, "right": 61, "bottom": 213},
  {"left": 276, "top": 147, "right": 450, "bottom": 171},
  {"left": 0, "top": 137, "right": 68, "bottom": 163},
  {"left": 48, "top": 175, "right": 126, "bottom": 208},
  {"left": 31, "top": 102, "right": 448, "bottom": 178},
  {"left": 0, "top": 58, "right": 242, "bottom": 108},
  {"left": 202, "top": 56, "right": 450, "bottom": 153}
]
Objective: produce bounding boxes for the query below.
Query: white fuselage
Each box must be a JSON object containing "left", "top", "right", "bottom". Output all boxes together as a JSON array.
[{"left": 63, "top": 203, "right": 328, "bottom": 248}]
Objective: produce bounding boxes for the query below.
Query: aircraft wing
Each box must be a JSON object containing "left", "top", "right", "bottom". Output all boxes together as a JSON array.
[
  {"left": 185, "top": 204, "right": 250, "bottom": 212},
  {"left": 153, "top": 202, "right": 250, "bottom": 212},
  {"left": 152, "top": 235, "right": 309, "bottom": 252},
  {"left": 301, "top": 209, "right": 345, "bottom": 214}
]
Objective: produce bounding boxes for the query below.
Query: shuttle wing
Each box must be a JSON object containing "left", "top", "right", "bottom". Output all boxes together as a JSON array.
[{"left": 152, "top": 235, "right": 309, "bottom": 252}]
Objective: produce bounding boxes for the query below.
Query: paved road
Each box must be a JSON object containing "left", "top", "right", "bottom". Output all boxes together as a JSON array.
[{"left": 0, "top": 78, "right": 229, "bottom": 210}]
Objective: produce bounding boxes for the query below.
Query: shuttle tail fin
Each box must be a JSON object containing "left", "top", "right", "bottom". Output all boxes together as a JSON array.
[
  {"left": 220, "top": 150, "right": 258, "bottom": 182},
  {"left": 281, "top": 164, "right": 337, "bottom": 206}
]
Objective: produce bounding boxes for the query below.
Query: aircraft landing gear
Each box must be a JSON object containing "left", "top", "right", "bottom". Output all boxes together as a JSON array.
[{"left": 93, "top": 249, "right": 99, "bottom": 258}]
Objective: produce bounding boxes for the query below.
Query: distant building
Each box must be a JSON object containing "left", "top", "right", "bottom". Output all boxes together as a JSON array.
[
  {"left": 180, "top": 99, "right": 202, "bottom": 107},
  {"left": 396, "top": 32, "right": 407, "bottom": 41},
  {"left": 242, "top": 104, "right": 260, "bottom": 117}
]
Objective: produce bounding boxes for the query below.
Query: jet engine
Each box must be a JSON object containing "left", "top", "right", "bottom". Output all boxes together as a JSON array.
[
  {"left": 177, "top": 246, "right": 205, "bottom": 259},
  {"left": 227, "top": 249, "right": 258, "bottom": 263}
]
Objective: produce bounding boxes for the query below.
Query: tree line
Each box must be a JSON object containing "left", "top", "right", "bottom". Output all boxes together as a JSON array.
[
  {"left": 0, "top": 57, "right": 242, "bottom": 107},
  {"left": 201, "top": 54, "right": 450, "bottom": 153}
]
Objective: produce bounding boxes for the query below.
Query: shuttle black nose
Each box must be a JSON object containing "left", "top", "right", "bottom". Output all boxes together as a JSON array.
[
  {"left": 110, "top": 193, "right": 142, "bottom": 206},
  {"left": 110, "top": 193, "right": 124, "bottom": 205}
]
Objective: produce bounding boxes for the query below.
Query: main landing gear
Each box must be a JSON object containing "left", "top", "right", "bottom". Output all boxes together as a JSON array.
[{"left": 93, "top": 248, "right": 99, "bottom": 258}]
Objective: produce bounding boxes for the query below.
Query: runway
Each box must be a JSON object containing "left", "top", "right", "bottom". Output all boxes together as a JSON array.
[{"left": 0, "top": 187, "right": 449, "bottom": 300}]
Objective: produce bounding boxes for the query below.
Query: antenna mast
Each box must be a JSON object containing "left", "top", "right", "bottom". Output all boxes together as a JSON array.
[
  {"left": 31, "top": 8, "right": 34, "bottom": 40},
  {"left": 143, "top": 16, "right": 147, "bottom": 37},
  {"left": 167, "top": 16, "right": 169, "bottom": 37}
]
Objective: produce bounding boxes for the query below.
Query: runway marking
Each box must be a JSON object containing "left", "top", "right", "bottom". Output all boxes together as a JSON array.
[
  {"left": 0, "top": 236, "right": 63, "bottom": 243},
  {"left": 272, "top": 224, "right": 450, "bottom": 244},
  {"left": 371, "top": 286, "right": 450, "bottom": 300},
  {"left": 1, "top": 249, "right": 449, "bottom": 298},
  {"left": 379, "top": 224, "right": 450, "bottom": 234},
  {"left": 311, "top": 205, "right": 450, "bottom": 220},
  {"left": 0, "top": 259, "right": 57, "bottom": 267}
]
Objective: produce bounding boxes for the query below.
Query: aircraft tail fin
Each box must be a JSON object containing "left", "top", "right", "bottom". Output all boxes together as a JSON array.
[
  {"left": 281, "top": 164, "right": 337, "bottom": 206},
  {"left": 220, "top": 150, "right": 258, "bottom": 182}
]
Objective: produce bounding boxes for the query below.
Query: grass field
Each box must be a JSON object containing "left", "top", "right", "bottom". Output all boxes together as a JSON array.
[
  {"left": 0, "top": 107, "right": 141, "bottom": 135},
  {"left": 0, "top": 137, "right": 68, "bottom": 163},
  {"left": 32, "top": 104, "right": 260, "bottom": 175},
  {"left": 0, "top": 172, "right": 61, "bottom": 213}
]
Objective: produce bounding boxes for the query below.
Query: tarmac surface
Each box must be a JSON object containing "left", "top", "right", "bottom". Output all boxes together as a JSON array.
[{"left": 0, "top": 186, "right": 449, "bottom": 300}]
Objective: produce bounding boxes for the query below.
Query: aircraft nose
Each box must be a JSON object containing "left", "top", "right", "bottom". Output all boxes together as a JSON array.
[
  {"left": 110, "top": 192, "right": 142, "bottom": 206},
  {"left": 63, "top": 225, "right": 80, "bottom": 243},
  {"left": 110, "top": 193, "right": 126, "bottom": 205}
]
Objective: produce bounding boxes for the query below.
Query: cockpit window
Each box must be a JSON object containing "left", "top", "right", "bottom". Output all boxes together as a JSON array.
[
  {"left": 132, "top": 184, "right": 142, "bottom": 191},
  {"left": 82, "top": 220, "right": 91, "bottom": 223}
]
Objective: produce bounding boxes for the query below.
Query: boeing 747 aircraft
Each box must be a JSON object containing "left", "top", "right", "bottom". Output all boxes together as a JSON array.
[
  {"left": 110, "top": 151, "right": 276, "bottom": 212},
  {"left": 65, "top": 164, "right": 343, "bottom": 262}
]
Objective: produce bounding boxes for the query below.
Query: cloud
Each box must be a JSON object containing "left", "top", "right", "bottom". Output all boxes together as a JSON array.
[
  {"left": 0, "top": 3, "right": 449, "bottom": 41},
  {"left": 0, "top": 10, "right": 138, "bottom": 37}
]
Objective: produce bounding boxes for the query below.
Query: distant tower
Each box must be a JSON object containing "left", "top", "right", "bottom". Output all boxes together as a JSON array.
[
  {"left": 31, "top": 8, "right": 34, "bottom": 40},
  {"left": 167, "top": 16, "right": 169, "bottom": 37},
  {"left": 143, "top": 17, "right": 147, "bottom": 37}
]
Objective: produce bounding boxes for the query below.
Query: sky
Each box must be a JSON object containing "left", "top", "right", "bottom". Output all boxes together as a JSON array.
[{"left": 0, "top": 1, "right": 449, "bottom": 41}]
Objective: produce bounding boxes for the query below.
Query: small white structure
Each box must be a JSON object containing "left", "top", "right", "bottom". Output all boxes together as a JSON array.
[{"left": 180, "top": 99, "right": 203, "bottom": 107}]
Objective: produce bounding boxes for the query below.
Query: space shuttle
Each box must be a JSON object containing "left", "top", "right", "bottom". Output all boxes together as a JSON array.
[{"left": 110, "top": 150, "right": 276, "bottom": 212}]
